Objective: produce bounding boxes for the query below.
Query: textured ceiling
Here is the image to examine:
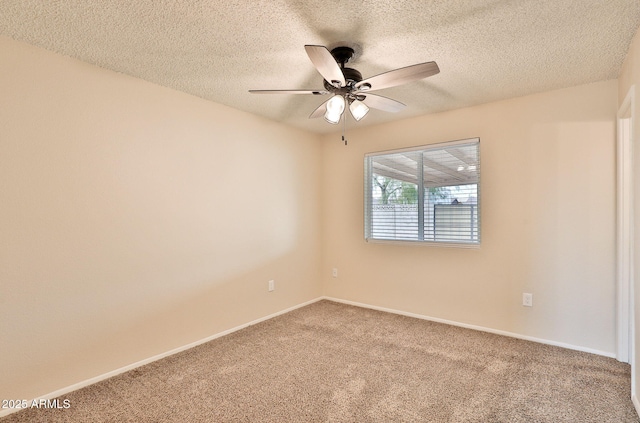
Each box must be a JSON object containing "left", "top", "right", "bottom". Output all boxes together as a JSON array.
[{"left": 2, "top": 1, "right": 640, "bottom": 134}]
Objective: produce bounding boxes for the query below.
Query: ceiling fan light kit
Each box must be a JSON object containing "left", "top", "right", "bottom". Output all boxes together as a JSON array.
[
  {"left": 349, "top": 99, "right": 369, "bottom": 121},
  {"left": 250, "top": 44, "right": 439, "bottom": 127},
  {"left": 324, "top": 95, "right": 345, "bottom": 124}
]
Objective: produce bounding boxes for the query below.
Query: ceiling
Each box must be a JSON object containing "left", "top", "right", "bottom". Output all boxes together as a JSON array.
[{"left": 2, "top": 1, "right": 640, "bottom": 134}]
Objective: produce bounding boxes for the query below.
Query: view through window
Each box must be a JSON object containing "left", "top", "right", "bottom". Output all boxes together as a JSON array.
[{"left": 364, "top": 138, "right": 480, "bottom": 245}]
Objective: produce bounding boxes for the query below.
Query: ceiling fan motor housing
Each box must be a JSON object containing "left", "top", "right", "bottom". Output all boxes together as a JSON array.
[
  {"left": 324, "top": 67, "right": 363, "bottom": 92},
  {"left": 322, "top": 46, "right": 364, "bottom": 93}
]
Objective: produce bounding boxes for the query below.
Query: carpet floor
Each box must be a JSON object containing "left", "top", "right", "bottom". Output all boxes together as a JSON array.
[{"left": 2, "top": 300, "right": 638, "bottom": 422}]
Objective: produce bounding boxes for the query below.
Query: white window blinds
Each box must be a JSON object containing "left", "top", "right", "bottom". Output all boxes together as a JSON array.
[{"left": 364, "top": 138, "right": 480, "bottom": 245}]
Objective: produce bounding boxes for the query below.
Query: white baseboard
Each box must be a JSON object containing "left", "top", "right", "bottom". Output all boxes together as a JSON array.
[
  {"left": 322, "top": 296, "right": 617, "bottom": 359},
  {"left": 2, "top": 295, "right": 619, "bottom": 418},
  {"left": 633, "top": 394, "right": 640, "bottom": 417},
  {"left": 0, "top": 297, "right": 322, "bottom": 419}
]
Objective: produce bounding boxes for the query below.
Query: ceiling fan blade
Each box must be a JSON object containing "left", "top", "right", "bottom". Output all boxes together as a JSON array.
[
  {"left": 249, "top": 89, "right": 329, "bottom": 95},
  {"left": 360, "top": 93, "right": 406, "bottom": 113},
  {"left": 309, "top": 98, "right": 330, "bottom": 119},
  {"left": 304, "top": 45, "right": 346, "bottom": 88},
  {"left": 355, "top": 61, "right": 439, "bottom": 91}
]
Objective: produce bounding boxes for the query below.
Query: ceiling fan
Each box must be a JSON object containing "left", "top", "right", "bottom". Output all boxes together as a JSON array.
[{"left": 249, "top": 45, "right": 440, "bottom": 125}]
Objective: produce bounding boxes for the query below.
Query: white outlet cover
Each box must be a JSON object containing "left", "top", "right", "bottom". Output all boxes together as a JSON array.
[{"left": 523, "top": 293, "right": 533, "bottom": 307}]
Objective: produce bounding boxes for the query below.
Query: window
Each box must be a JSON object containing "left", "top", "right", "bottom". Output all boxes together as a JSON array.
[{"left": 364, "top": 138, "right": 480, "bottom": 245}]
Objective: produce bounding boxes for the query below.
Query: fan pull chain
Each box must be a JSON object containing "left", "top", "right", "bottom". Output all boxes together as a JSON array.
[{"left": 342, "top": 109, "right": 348, "bottom": 146}]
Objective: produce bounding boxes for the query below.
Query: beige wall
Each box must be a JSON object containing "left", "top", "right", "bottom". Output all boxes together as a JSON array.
[
  {"left": 321, "top": 80, "right": 618, "bottom": 354},
  {"left": 0, "top": 36, "right": 322, "bottom": 401},
  {"left": 618, "top": 25, "right": 640, "bottom": 404},
  {"left": 0, "top": 31, "right": 625, "bottom": 404}
]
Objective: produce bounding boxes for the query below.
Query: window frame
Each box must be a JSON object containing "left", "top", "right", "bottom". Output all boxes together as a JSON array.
[{"left": 364, "top": 138, "right": 481, "bottom": 248}]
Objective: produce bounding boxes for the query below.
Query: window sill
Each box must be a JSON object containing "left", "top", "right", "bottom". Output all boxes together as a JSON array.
[{"left": 365, "top": 238, "right": 480, "bottom": 249}]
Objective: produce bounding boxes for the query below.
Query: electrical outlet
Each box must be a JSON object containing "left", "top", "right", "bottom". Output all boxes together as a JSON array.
[
  {"left": 268, "top": 280, "right": 275, "bottom": 292},
  {"left": 332, "top": 268, "right": 338, "bottom": 278},
  {"left": 522, "top": 293, "right": 533, "bottom": 307}
]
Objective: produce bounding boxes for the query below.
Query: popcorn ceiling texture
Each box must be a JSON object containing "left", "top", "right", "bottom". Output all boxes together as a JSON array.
[{"left": 1, "top": 0, "right": 639, "bottom": 133}]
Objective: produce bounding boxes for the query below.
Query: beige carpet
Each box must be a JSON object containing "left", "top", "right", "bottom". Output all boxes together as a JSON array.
[{"left": 2, "top": 300, "right": 638, "bottom": 422}]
